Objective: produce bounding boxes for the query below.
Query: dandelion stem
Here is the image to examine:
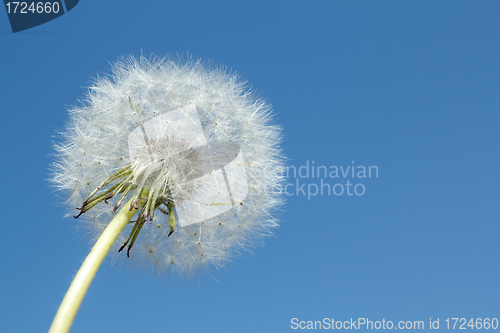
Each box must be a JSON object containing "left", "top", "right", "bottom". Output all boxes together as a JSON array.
[{"left": 49, "top": 199, "right": 141, "bottom": 333}]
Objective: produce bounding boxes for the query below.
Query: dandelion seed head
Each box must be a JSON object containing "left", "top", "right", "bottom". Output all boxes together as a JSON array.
[{"left": 52, "top": 54, "right": 284, "bottom": 276}]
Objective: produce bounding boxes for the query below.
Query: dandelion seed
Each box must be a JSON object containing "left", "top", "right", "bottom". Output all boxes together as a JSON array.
[{"left": 49, "top": 54, "right": 284, "bottom": 332}]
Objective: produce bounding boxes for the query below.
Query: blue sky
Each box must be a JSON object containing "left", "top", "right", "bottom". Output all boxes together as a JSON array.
[{"left": 1, "top": 1, "right": 499, "bottom": 332}]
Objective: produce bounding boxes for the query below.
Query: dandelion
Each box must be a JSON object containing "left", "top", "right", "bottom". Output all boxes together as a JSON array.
[{"left": 49, "top": 55, "right": 284, "bottom": 332}]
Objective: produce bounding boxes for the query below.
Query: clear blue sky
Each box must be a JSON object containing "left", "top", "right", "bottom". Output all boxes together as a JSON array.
[{"left": 1, "top": 1, "right": 499, "bottom": 332}]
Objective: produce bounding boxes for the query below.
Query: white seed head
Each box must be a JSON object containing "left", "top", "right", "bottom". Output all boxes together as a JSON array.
[{"left": 51, "top": 55, "right": 285, "bottom": 276}]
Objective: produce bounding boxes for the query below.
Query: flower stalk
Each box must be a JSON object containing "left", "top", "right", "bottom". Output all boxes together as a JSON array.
[{"left": 49, "top": 198, "right": 143, "bottom": 333}]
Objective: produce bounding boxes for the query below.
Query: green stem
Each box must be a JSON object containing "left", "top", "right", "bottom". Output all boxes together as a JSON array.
[{"left": 49, "top": 199, "right": 141, "bottom": 333}]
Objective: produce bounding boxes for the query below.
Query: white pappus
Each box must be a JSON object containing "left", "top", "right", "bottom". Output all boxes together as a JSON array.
[{"left": 51, "top": 55, "right": 285, "bottom": 277}]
